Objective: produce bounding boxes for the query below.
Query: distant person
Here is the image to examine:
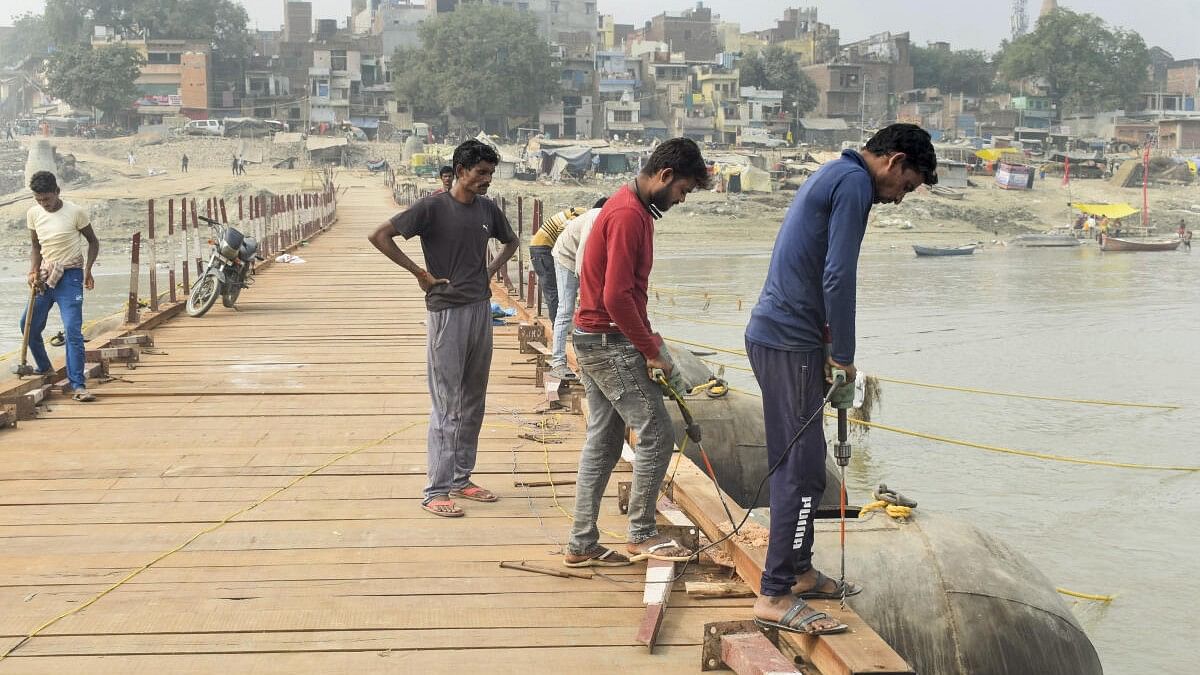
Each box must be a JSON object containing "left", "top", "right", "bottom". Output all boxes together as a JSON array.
[
  {"left": 1178, "top": 220, "right": 1187, "bottom": 239},
  {"left": 591, "top": 153, "right": 601, "bottom": 177},
  {"left": 564, "top": 137, "right": 712, "bottom": 568},
  {"left": 127, "top": 150, "right": 135, "bottom": 166},
  {"left": 181, "top": 153, "right": 189, "bottom": 173},
  {"left": 5, "top": 124, "right": 13, "bottom": 140},
  {"left": 746, "top": 124, "right": 937, "bottom": 635},
  {"left": 239, "top": 158, "right": 247, "bottom": 175},
  {"left": 547, "top": 197, "right": 608, "bottom": 381},
  {"left": 23, "top": 171, "right": 100, "bottom": 402},
  {"left": 434, "top": 165, "right": 453, "bottom": 193},
  {"left": 1183, "top": 230, "right": 1192, "bottom": 252},
  {"left": 367, "top": 140, "right": 517, "bottom": 518},
  {"left": 231, "top": 156, "right": 239, "bottom": 176},
  {"left": 530, "top": 206, "right": 588, "bottom": 328}
]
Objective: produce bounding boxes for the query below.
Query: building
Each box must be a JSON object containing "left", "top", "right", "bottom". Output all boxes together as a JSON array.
[
  {"left": 432, "top": 0, "right": 596, "bottom": 44},
  {"left": 370, "top": 0, "right": 432, "bottom": 53},
  {"left": 759, "top": 7, "right": 839, "bottom": 66},
  {"left": 93, "top": 29, "right": 212, "bottom": 123},
  {"left": 639, "top": 2, "right": 721, "bottom": 62},
  {"left": 1157, "top": 118, "right": 1200, "bottom": 150},
  {"left": 284, "top": 1, "right": 314, "bottom": 43},
  {"left": 696, "top": 66, "right": 740, "bottom": 143},
  {"left": 602, "top": 97, "right": 643, "bottom": 140},
  {"left": 836, "top": 32, "right": 913, "bottom": 127},
  {"left": 802, "top": 63, "right": 864, "bottom": 122},
  {"left": 798, "top": 117, "right": 853, "bottom": 147},
  {"left": 308, "top": 45, "right": 362, "bottom": 125}
]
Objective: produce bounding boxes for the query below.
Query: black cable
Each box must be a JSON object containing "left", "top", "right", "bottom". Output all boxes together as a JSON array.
[{"left": 665, "top": 380, "right": 840, "bottom": 584}]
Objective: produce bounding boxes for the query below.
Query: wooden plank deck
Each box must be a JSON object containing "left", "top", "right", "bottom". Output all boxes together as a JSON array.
[{"left": 0, "top": 177, "right": 754, "bottom": 673}]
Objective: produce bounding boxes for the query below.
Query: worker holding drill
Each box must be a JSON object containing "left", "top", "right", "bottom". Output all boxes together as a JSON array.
[{"left": 744, "top": 124, "right": 938, "bottom": 635}]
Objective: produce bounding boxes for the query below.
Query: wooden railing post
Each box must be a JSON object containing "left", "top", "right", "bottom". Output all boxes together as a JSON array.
[
  {"left": 147, "top": 200, "right": 159, "bottom": 312},
  {"left": 126, "top": 232, "right": 141, "bottom": 324},
  {"left": 167, "top": 198, "right": 177, "bottom": 303},
  {"left": 180, "top": 198, "right": 189, "bottom": 294}
]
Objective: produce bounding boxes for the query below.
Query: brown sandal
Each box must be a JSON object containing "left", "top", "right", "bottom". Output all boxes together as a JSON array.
[
  {"left": 421, "top": 497, "right": 464, "bottom": 517},
  {"left": 564, "top": 546, "right": 632, "bottom": 568},
  {"left": 450, "top": 483, "right": 499, "bottom": 502}
]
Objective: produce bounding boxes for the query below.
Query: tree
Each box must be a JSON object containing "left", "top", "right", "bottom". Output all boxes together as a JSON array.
[
  {"left": 911, "top": 46, "right": 996, "bottom": 96},
  {"left": 37, "top": 0, "right": 251, "bottom": 57},
  {"left": 998, "top": 8, "right": 1149, "bottom": 114},
  {"left": 0, "top": 13, "right": 52, "bottom": 64},
  {"left": 739, "top": 46, "right": 818, "bottom": 116},
  {"left": 45, "top": 43, "right": 144, "bottom": 119},
  {"left": 393, "top": 6, "right": 559, "bottom": 132}
]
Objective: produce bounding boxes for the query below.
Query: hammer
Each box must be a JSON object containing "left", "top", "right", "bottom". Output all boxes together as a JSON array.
[{"left": 11, "top": 283, "right": 40, "bottom": 378}]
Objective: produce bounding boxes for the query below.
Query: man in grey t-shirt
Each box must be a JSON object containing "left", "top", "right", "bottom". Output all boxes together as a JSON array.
[{"left": 369, "top": 140, "right": 518, "bottom": 517}]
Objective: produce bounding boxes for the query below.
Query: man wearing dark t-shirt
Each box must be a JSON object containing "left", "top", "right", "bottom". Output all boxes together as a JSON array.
[{"left": 369, "top": 140, "right": 518, "bottom": 517}]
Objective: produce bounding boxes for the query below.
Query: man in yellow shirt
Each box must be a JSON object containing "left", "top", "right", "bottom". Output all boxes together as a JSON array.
[
  {"left": 23, "top": 171, "right": 100, "bottom": 401},
  {"left": 529, "top": 205, "right": 586, "bottom": 323}
]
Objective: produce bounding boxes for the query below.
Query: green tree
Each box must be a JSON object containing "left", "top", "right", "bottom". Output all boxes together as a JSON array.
[
  {"left": 911, "top": 46, "right": 996, "bottom": 96},
  {"left": 998, "top": 8, "right": 1149, "bottom": 113},
  {"left": 45, "top": 43, "right": 144, "bottom": 119},
  {"left": 738, "top": 46, "right": 818, "bottom": 116},
  {"left": 0, "top": 13, "right": 52, "bottom": 64},
  {"left": 37, "top": 0, "right": 250, "bottom": 57},
  {"left": 394, "top": 6, "right": 559, "bottom": 131}
]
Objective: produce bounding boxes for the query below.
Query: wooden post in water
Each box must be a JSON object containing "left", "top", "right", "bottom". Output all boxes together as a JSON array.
[
  {"left": 190, "top": 199, "right": 202, "bottom": 277},
  {"left": 147, "top": 200, "right": 159, "bottom": 312},
  {"left": 126, "top": 232, "right": 140, "bottom": 324},
  {"left": 517, "top": 196, "right": 525, "bottom": 300},
  {"left": 167, "top": 199, "right": 177, "bottom": 303}
]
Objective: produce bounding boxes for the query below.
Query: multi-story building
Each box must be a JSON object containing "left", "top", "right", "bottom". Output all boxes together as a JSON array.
[
  {"left": 638, "top": 3, "right": 721, "bottom": 62},
  {"left": 759, "top": 7, "right": 839, "bottom": 66},
  {"left": 802, "top": 63, "right": 864, "bottom": 122},
  {"left": 92, "top": 29, "right": 212, "bottom": 123}
]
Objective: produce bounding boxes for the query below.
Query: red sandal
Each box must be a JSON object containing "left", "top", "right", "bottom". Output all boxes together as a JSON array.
[
  {"left": 421, "top": 497, "right": 464, "bottom": 517},
  {"left": 450, "top": 484, "right": 499, "bottom": 502}
]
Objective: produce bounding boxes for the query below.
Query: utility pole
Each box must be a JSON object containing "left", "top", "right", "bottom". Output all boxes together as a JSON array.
[{"left": 860, "top": 73, "right": 867, "bottom": 144}]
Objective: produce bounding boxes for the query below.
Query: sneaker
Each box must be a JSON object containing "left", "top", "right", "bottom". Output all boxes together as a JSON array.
[
  {"left": 70, "top": 388, "right": 96, "bottom": 402},
  {"left": 549, "top": 365, "right": 578, "bottom": 381}
]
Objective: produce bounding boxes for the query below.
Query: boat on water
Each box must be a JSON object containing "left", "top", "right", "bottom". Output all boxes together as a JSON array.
[
  {"left": 913, "top": 244, "right": 977, "bottom": 257},
  {"left": 1100, "top": 235, "right": 1182, "bottom": 252},
  {"left": 1012, "top": 233, "right": 1082, "bottom": 247},
  {"left": 661, "top": 347, "right": 1102, "bottom": 675}
]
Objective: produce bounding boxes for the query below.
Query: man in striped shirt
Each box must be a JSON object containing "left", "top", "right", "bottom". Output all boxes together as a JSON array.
[{"left": 529, "top": 205, "right": 586, "bottom": 324}]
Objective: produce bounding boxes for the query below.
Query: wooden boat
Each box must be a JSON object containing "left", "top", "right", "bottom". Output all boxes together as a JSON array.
[
  {"left": 1011, "top": 233, "right": 1082, "bottom": 247},
  {"left": 930, "top": 185, "right": 965, "bottom": 200},
  {"left": 913, "top": 244, "right": 977, "bottom": 257},
  {"left": 1100, "top": 236, "right": 1181, "bottom": 252}
]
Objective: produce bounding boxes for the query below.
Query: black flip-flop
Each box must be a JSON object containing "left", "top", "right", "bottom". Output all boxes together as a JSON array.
[
  {"left": 754, "top": 598, "right": 848, "bottom": 636},
  {"left": 796, "top": 570, "right": 862, "bottom": 600}
]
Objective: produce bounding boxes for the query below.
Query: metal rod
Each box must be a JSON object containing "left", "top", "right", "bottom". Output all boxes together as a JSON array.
[{"left": 498, "top": 561, "right": 592, "bottom": 580}]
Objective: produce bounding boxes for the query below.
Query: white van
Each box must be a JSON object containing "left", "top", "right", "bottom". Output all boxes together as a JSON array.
[{"left": 181, "top": 119, "right": 224, "bottom": 136}]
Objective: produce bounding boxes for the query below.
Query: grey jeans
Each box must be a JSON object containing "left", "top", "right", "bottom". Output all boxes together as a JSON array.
[
  {"left": 568, "top": 331, "right": 675, "bottom": 554},
  {"left": 425, "top": 299, "right": 493, "bottom": 502}
]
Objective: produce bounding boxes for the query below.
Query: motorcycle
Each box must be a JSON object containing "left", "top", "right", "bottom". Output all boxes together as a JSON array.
[{"left": 186, "top": 215, "right": 262, "bottom": 317}]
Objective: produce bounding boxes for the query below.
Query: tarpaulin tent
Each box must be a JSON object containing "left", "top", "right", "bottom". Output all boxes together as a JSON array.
[
  {"left": 976, "top": 147, "right": 1020, "bottom": 162},
  {"left": 1070, "top": 202, "right": 1139, "bottom": 219},
  {"left": 535, "top": 145, "right": 594, "bottom": 179}
]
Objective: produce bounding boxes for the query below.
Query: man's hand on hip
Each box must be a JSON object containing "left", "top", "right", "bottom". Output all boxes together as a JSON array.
[
  {"left": 824, "top": 356, "right": 856, "bottom": 386},
  {"left": 416, "top": 269, "right": 449, "bottom": 292}
]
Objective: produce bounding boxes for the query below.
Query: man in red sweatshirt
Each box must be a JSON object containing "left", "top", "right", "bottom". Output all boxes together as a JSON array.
[{"left": 564, "top": 138, "right": 712, "bottom": 567}]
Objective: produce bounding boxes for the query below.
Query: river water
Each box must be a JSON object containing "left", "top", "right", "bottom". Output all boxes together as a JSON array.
[
  {"left": 649, "top": 232, "right": 1197, "bottom": 675},
  {"left": 1, "top": 219, "right": 1195, "bottom": 673}
]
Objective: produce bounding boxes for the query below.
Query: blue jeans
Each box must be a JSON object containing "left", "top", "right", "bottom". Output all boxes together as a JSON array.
[
  {"left": 550, "top": 261, "right": 578, "bottom": 368},
  {"left": 19, "top": 268, "right": 86, "bottom": 390},
  {"left": 568, "top": 331, "right": 675, "bottom": 554}
]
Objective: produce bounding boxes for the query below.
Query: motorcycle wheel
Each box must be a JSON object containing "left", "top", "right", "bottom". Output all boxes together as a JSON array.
[
  {"left": 221, "top": 268, "right": 244, "bottom": 308},
  {"left": 187, "top": 271, "right": 221, "bottom": 317}
]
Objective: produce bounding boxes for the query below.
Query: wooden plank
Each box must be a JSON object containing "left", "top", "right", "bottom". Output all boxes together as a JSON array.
[
  {"left": 720, "top": 631, "right": 802, "bottom": 675},
  {"left": 686, "top": 581, "right": 756, "bottom": 599},
  {"left": 669, "top": 458, "right": 914, "bottom": 675}
]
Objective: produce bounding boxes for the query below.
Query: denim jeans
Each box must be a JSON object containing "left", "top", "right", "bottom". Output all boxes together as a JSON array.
[
  {"left": 568, "top": 331, "right": 675, "bottom": 554},
  {"left": 424, "top": 300, "right": 493, "bottom": 502},
  {"left": 529, "top": 245, "right": 558, "bottom": 322},
  {"left": 19, "top": 268, "right": 86, "bottom": 390},
  {"left": 550, "top": 261, "right": 578, "bottom": 368}
]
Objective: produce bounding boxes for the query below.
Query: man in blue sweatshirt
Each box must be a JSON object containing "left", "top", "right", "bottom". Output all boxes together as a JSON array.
[{"left": 746, "top": 124, "right": 937, "bottom": 635}]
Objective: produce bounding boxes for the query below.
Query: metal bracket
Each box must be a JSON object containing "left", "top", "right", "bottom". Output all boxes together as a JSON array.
[
  {"left": 701, "top": 620, "right": 792, "bottom": 673},
  {"left": 0, "top": 404, "right": 17, "bottom": 430},
  {"left": 108, "top": 333, "right": 153, "bottom": 347},
  {"left": 518, "top": 323, "right": 545, "bottom": 354},
  {"left": 618, "top": 481, "right": 632, "bottom": 514},
  {"left": 85, "top": 346, "right": 140, "bottom": 369},
  {"left": 657, "top": 522, "right": 701, "bottom": 552}
]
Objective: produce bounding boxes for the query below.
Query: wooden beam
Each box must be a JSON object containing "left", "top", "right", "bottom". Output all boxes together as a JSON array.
[
  {"left": 669, "top": 458, "right": 914, "bottom": 675},
  {"left": 721, "top": 631, "right": 802, "bottom": 675},
  {"left": 636, "top": 557, "right": 674, "bottom": 652},
  {"left": 686, "top": 581, "right": 756, "bottom": 599}
]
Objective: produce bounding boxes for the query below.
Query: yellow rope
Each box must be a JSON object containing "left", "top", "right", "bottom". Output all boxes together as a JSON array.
[
  {"left": 663, "top": 336, "right": 747, "bottom": 356},
  {"left": 875, "top": 376, "right": 1182, "bottom": 410},
  {"left": 858, "top": 499, "right": 914, "bottom": 519},
  {"left": 649, "top": 309, "right": 747, "bottom": 328},
  {"left": 1055, "top": 587, "right": 1116, "bottom": 603},
  {"left": 834, "top": 414, "right": 1200, "bottom": 472},
  {"left": 531, "top": 413, "right": 624, "bottom": 541},
  {"left": 701, "top": 358, "right": 754, "bottom": 374},
  {"left": 0, "top": 422, "right": 418, "bottom": 662}
]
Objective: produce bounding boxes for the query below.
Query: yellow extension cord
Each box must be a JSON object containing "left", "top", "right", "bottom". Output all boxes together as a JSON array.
[{"left": 0, "top": 422, "right": 419, "bottom": 662}]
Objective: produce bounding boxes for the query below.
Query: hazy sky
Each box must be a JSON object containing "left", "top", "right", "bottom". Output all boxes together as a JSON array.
[{"left": 4, "top": 0, "right": 1198, "bottom": 57}]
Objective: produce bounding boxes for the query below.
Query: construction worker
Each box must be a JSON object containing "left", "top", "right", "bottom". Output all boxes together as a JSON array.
[
  {"left": 530, "top": 205, "right": 588, "bottom": 331},
  {"left": 368, "top": 140, "right": 518, "bottom": 517},
  {"left": 548, "top": 197, "right": 608, "bottom": 380},
  {"left": 564, "top": 138, "right": 712, "bottom": 568},
  {"left": 745, "top": 124, "right": 938, "bottom": 635},
  {"left": 22, "top": 171, "right": 100, "bottom": 402}
]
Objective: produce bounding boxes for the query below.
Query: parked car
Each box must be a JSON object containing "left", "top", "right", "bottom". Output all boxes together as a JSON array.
[{"left": 182, "top": 119, "right": 224, "bottom": 136}]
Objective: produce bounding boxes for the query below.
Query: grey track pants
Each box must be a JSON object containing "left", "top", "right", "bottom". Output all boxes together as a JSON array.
[{"left": 425, "top": 299, "right": 493, "bottom": 502}]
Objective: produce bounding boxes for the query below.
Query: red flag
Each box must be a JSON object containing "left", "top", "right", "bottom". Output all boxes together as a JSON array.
[{"left": 1062, "top": 156, "right": 1070, "bottom": 186}]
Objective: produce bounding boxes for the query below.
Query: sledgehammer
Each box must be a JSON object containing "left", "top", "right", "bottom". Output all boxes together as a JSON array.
[{"left": 12, "top": 283, "right": 40, "bottom": 377}]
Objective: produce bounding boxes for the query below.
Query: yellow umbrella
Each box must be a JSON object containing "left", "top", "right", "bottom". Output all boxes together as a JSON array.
[
  {"left": 1070, "top": 203, "right": 1140, "bottom": 219},
  {"left": 975, "top": 147, "right": 1020, "bottom": 161}
]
